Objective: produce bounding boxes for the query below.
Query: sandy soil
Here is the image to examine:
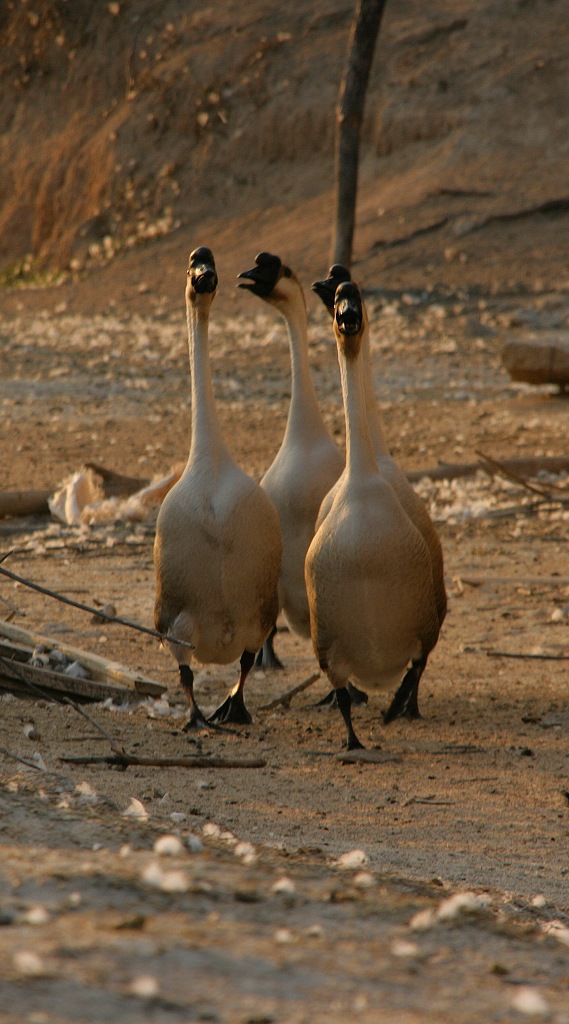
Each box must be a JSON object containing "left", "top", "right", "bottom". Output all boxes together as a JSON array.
[
  {"left": 1, "top": 278, "right": 569, "bottom": 1022},
  {"left": 1, "top": 1, "right": 569, "bottom": 1019}
]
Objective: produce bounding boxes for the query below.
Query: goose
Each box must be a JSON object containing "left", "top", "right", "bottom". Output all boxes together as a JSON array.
[
  {"left": 237, "top": 252, "right": 344, "bottom": 668},
  {"left": 312, "top": 265, "right": 446, "bottom": 723},
  {"left": 153, "top": 246, "right": 282, "bottom": 729},
  {"left": 305, "top": 280, "right": 440, "bottom": 750}
]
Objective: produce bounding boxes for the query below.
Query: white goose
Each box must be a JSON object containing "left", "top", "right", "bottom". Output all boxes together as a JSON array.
[
  {"left": 312, "top": 265, "right": 446, "bottom": 722},
  {"left": 305, "top": 281, "right": 440, "bottom": 750},
  {"left": 237, "top": 252, "right": 344, "bottom": 668},
  {"left": 154, "top": 246, "right": 282, "bottom": 729}
]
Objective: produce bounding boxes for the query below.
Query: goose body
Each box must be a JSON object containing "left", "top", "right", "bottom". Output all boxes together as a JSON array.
[
  {"left": 312, "top": 266, "right": 446, "bottom": 721},
  {"left": 238, "top": 253, "right": 343, "bottom": 656},
  {"left": 154, "top": 247, "right": 281, "bottom": 727},
  {"left": 305, "top": 281, "right": 440, "bottom": 749}
]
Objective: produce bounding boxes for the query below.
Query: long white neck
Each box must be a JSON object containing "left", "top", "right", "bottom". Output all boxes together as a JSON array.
[
  {"left": 338, "top": 342, "right": 378, "bottom": 481},
  {"left": 282, "top": 292, "right": 329, "bottom": 440},
  {"left": 360, "top": 315, "right": 390, "bottom": 457},
  {"left": 186, "top": 301, "right": 231, "bottom": 465}
]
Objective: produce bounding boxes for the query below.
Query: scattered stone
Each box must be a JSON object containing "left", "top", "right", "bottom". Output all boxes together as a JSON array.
[
  {"left": 511, "top": 986, "right": 550, "bottom": 1017},
  {"left": 270, "top": 876, "right": 296, "bottom": 896},
  {"left": 122, "top": 797, "right": 149, "bottom": 822},
  {"left": 128, "top": 974, "right": 160, "bottom": 999},
  {"left": 335, "top": 849, "right": 369, "bottom": 870},
  {"left": 153, "top": 834, "right": 184, "bottom": 857},
  {"left": 13, "top": 950, "right": 48, "bottom": 977}
]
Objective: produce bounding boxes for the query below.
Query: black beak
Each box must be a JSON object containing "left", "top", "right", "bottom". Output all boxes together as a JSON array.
[
  {"left": 237, "top": 252, "right": 281, "bottom": 298},
  {"left": 334, "top": 282, "right": 362, "bottom": 335},
  {"left": 312, "top": 265, "right": 351, "bottom": 315},
  {"left": 188, "top": 246, "right": 218, "bottom": 294}
]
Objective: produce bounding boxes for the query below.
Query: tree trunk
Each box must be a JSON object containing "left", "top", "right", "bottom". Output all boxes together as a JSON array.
[{"left": 332, "top": 0, "right": 387, "bottom": 268}]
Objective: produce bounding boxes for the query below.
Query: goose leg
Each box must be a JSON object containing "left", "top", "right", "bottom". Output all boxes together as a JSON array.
[
  {"left": 383, "top": 656, "right": 427, "bottom": 724},
  {"left": 315, "top": 681, "right": 369, "bottom": 708},
  {"left": 178, "top": 664, "right": 219, "bottom": 732},
  {"left": 254, "top": 625, "right": 284, "bottom": 671},
  {"left": 209, "top": 649, "right": 255, "bottom": 725},
  {"left": 336, "top": 685, "right": 365, "bottom": 750}
]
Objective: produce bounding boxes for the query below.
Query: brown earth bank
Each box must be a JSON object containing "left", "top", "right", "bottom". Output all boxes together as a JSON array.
[{"left": 1, "top": 1, "right": 569, "bottom": 1021}]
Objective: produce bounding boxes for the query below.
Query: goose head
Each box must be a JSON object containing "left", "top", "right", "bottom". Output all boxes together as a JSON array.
[
  {"left": 334, "top": 281, "right": 364, "bottom": 360},
  {"left": 186, "top": 246, "right": 218, "bottom": 304},
  {"left": 312, "top": 264, "right": 351, "bottom": 316},
  {"left": 237, "top": 251, "right": 299, "bottom": 310}
]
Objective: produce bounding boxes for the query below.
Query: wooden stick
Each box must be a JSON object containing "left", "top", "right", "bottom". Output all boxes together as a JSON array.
[
  {"left": 0, "top": 745, "right": 45, "bottom": 771},
  {"left": 0, "top": 558, "right": 194, "bottom": 651},
  {"left": 0, "top": 490, "right": 50, "bottom": 519},
  {"left": 59, "top": 753, "right": 267, "bottom": 769},
  {"left": 475, "top": 450, "right": 556, "bottom": 499},
  {"left": 405, "top": 454, "right": 569, "bottom": 484},
  {"left": 487, "top": 650, "right": 569, "bottom": 661},
  {"left": 258, "top": 672, "right": 321, "bottom": 710}
]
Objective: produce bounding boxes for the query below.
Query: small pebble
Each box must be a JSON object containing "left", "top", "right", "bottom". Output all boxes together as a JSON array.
[
  {"left": 271, "top": 876, "right": 296, "bottom": 896},
  {"left": 13, "top": 950, "right": 47, "bottom": 976},
  {"left": 21, "top": 906, "right": 50, "bottom": 926},
  {"left": 234, "top": 841, "right": 257, "bottom": 862},
  {"left": 185, "top": 833, "right": 204, "bottom": 853},
  {"left": 122, "top": 798, "right": 149, "bottom": 822},
  {"left": 409, "top": 908, "right": 437, "bottom": 932},
  {"left": 531, "top": 894, "right": 546, "bottom": 908},
  {"left": 141, "top": 862, "right": 189, "bottom": 893},
  {"left": 153, "top": 835, "right": 184, "bottom": 857},
  {"left": 202, "top": 822, "right": 221, "bottom": 838},
  {"left": 23, "top": 723, "right": 39, "bottom": 740},
  {"left": 335, "top": 849, "right": 368, "bottom": 870},
  {"left": 511, "top": 986, "right": 550, "bottom": 1017},
  {"left": 353, "top": 871, "right": 375, "bottom": 888},
  {"left": 437, "top": 891, "right": 490, "bottom": 921},
  {"left": 170, "top": 812, "right": 187, "bottom": 824},
  {"left": 128, "top": 974, "right": 160, "bottom": 999},
  {"left": 274, "top": 927, "right": 294, "bottom": 944},
  {"left": 391, "top": 939, "right": 419, "bottom": 958}
]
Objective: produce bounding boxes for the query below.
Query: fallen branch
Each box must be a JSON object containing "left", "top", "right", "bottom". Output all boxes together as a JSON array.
[
  {"left": 0, "top": 555, "right": 194, "bottom": 651},
  {"left": 259, "top": 672, "right": 320, "bottom": 711},
  {"left": 475, "top": 450, "right": 557, "bottom": 500},
  {"left": 0, "top": 490, "right": 50, "bottom": 519},
  {"left": 405, "top": 455, "right": 569, "bottom": 484},
  {"left": 0, "top": 745, "right": 45, "bottom": 772},
  {"left": 59, "top": 753, "right": 266, "bottom": 769},
  {"left": 487, "top": 650, "right": 569, "bottom": 661}
]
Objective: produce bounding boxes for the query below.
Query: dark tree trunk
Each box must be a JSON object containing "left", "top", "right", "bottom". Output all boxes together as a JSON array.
[{"left": 332, "top": 0, "right": 387, "bottom": 268}]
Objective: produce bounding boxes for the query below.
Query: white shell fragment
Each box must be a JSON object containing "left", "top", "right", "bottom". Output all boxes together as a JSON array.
[
  {"left": 128, "top": 974, "right": 160, "bottom": 999},
  {"left": 510, "top": 986, "right": 551, "bottom": 1017},
  {"left": 335, "top": 849, "right": 369, "bottom": 870},
  {"left": 141, "top": 861, "right": 189, "bottom": 893},
  {"left": 153, "top": 834, "right": 184, "bottom": 857},
  {"left": 122, "top": 798, "right": 149, "bottom": 822},
  {"left": 437, "top": 891, "right": 491, "bottom": 921},
  {"left": 271, "top": 876, "right": 296, "bottom": 896},
  {"left": 12, "top": 950, "right": 47, "bottom": 977}
]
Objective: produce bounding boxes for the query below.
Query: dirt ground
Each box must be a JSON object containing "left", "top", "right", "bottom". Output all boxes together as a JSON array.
[
  {"left": 1, "top": 1, "right": 569, "bottom": 1020},
  {"left": 2, "top": 274, "right": 569, "bottom": 1022}
]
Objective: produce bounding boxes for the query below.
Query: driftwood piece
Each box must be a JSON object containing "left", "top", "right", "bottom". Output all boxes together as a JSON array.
[
  {"left": 0, "top": 620, "right": 166, "bottom": 698},
  {"left": 59, "top": 753, "right": 267, "bottom": 769},
  {"left": 0, "top": 491, "right": 51, "bottom": 519},
  {"left": 405, "top": 455, "right": 569, "bottom": 483},
  {"left": 501, "top": 336, "right": 569, "bottom": 388}
]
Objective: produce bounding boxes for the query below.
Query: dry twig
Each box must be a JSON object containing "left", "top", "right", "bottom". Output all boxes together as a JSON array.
[
  {"left": 59, "top": 753, "right": 266, "bottom": 769},
  {"left": 259, "top": 672, "right": 321, "bottom": 711},
  {"left": 0, "top": 554, "right": 194, "bottom": 650}
]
